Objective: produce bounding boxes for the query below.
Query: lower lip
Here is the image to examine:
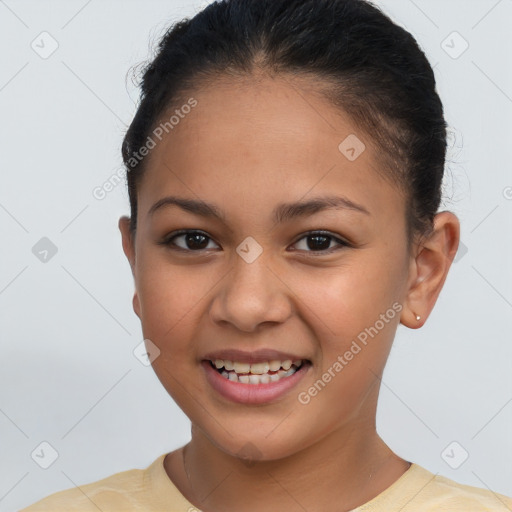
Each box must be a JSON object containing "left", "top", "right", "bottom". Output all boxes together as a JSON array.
[{"left": 201, "top": 360, "right": 310, "bottom": 405}]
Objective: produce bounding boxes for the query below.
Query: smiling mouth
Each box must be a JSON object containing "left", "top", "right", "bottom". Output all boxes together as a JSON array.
[{"left": 208, "top": 358, "right": 307, "bottom": 384}]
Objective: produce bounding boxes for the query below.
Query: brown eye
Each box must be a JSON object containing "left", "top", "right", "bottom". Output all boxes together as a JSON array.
[
  {"left": 291, "top": 231, "right": 350, "bottom": 253},
  {"left": 163, "top": 230, "right": 219, "bottom": 251},
  {"left": 160, "top": 229, "right": 350, "bottom": 255}
]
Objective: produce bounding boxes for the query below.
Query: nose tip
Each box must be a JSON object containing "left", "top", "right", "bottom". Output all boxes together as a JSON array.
[{"left": 209, "top": 251, "right": 292, "bottom": 332}]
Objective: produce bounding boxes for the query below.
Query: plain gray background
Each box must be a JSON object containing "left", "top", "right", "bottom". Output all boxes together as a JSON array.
[{"left": 1, "top": 0, "right": 511, "bottom": 510}]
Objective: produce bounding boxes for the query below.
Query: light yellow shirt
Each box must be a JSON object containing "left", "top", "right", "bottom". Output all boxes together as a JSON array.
[{"left": 20, "top": 453, "right": 512, "bottom": 511}]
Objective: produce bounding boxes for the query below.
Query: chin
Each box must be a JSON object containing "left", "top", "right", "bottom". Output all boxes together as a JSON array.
[{"left": 201, "top": 422, "right": 317, "bottom": 464}]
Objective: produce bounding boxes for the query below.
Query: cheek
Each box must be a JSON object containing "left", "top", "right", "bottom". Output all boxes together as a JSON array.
[
  {"left": 133, "top": 259, "right": 211, "bottom": 372},
  {"left": 288, "top": 258, "right": 402, "bottom": 337},
  {"left": 286, "top": 255, "right": 403, "bottom": 392},
  {"left": 135, "top": 251, "right": 209, "bottom": 326},
  {"left": 134, "top": 258, "right": 208, "bottom": 406}
]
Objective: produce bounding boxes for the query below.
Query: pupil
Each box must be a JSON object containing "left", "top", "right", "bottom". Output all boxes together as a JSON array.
[
  {"left": 308, "top": 235, "right": 329, "bottom": 251},
  {"left": 187, "top": 233, "right": 208, "bottom": 250}
]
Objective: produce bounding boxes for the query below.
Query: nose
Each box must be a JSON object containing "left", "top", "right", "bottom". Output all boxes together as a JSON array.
[{"left": 209, "top": 249, "right": 293, "bottom": 333}]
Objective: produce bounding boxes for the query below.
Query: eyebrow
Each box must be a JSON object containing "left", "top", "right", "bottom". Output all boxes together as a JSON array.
[{"left": 148, "top": 194, "right": 370, "bottom": 224}]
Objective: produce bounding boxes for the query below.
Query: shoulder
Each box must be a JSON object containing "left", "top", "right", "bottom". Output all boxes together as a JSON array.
[
  {"left": 19, "top": 455, "right": 167, "bottom": 512},
  {"left": 406, "top": 464, "right": 512, "bottom": 511}
]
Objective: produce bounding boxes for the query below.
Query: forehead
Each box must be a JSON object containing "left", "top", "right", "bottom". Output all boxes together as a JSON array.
[{"left": 138, "top": 75, "right": 403, "bottom": 222}]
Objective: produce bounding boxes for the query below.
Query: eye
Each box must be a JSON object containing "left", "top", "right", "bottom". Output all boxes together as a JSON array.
[
  {"left": 160, "top": 229, "right": 350, "bottom": 254},
  {"left": 161, "top": 230, "right": 220, "bottom": 252},
  {"left": 291, "top": 230, "right": 350, "bottom": 254}
]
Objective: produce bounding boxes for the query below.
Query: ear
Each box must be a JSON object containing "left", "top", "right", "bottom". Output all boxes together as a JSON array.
[
  {"left": 118, "top": 216, "right": 141, "bottom": 319},
  {"left": 401, "top": 211, "right": 460, "bottom": 329}
]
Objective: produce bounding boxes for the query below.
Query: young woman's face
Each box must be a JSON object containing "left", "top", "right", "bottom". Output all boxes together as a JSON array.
[{"left": 120, "top": 76, "right": 414, "bottom": 461}]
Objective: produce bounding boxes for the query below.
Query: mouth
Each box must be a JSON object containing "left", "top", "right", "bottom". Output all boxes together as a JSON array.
[
  {"left": 201, "top": 353, "right": 312, "bottom": 405},
  {"left": 208, "top": 358, "right": 305, "bottom": 384}
]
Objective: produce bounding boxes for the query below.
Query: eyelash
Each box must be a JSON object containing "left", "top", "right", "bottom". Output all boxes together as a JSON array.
[{"left": 159, "top": 229, "right": 352, "bottom": 255}]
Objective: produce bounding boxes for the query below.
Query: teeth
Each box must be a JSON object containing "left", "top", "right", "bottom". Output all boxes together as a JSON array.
[
  {"left": 269, "top": 360, "right": 281, "bottom": 371},
  {"left": 233, "top": 362, "right": 251, "bottom": 374},
  {"left": 210, "top": 358, "right": 305, "bottom": 384},
  {"left": 212, "top": 359, "right": 303, "bottom": 373},
  {"left": 250, "top": 362, "right": 270, "bottom": 374},
  {"left": 281, "top": 360, "right": 292, "bottom": 371},
  {"left": 260, "top": 374, "right": 270, "bottom": 384},
  {"left": 215, "top": 365, "right": 300, "bottom": 384},
  {"left": 249, "top": 374, "right": 260, "bottom": 384}
]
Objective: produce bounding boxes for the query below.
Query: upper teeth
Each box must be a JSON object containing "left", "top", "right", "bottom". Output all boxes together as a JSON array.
[{"left": 213, "top": 359, "right": 302, "bottom": 374}]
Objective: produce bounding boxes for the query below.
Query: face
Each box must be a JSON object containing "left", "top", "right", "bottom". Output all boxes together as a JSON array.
[{"left": 120, "top": 75, "right": 415, "bottom": 461}]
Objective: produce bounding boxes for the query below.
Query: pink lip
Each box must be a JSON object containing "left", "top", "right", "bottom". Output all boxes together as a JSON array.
[
  {"left": 201, "top": 360, "right": 311, "bottom": 405},
  {"left": 202, "top": 348, "right": 306, "bottom": 364}
]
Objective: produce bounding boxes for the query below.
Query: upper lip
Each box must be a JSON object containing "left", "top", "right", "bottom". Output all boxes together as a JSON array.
[{"left": 202, "top": 349, "right": 309, "bottom": 364}]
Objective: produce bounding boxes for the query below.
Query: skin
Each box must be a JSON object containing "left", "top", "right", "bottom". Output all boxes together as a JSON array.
[{"left": 119, "top": 74, "right": 460, "bottom": 512}]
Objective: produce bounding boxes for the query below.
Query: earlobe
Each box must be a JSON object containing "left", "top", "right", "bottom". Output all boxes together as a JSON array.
[
  {"left": 133, "top": 292, "right": 141, "bottom": 319},
  {"left": 401, "top": 211, "right": 460, "bottom": 329},
  {"left": 400, "top": 309, "right": 424, "bottom": 329}
]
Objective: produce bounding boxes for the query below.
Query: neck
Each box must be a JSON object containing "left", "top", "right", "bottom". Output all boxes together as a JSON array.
[{"left": 175, "top": 420, "right": 410, "bottom": 512}]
